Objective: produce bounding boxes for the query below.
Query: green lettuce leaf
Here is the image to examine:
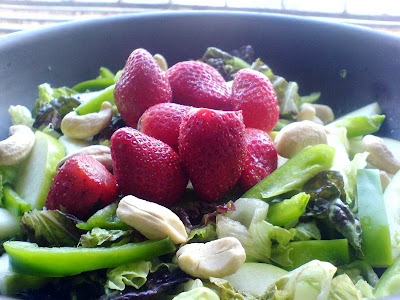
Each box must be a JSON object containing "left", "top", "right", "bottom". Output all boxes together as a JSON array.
[
  {"left": 20, "top": 209, "right": 83, "bottom": 247},
  {"left": 329, "top": 274, "right": 362, "bottom": 300},
  {"left": 79, "top": 227, "right": 132, "bottom": 248},
  {"left": 8, "top": 105, "right": 34, "bottom": 127},
  {"left": 216, "top": 198, "right": 294, "bottom": 263},
  {"left": 264, "top": 260, "right": 337, "bottom": 300},
  {"left": 337, "top": 260, "right": 379, "bottom": 287},
  {"left": 186, "top": 222, "right": 218, "bottom": 244},
  {"left": 106, "top": 260, "right": 151, "bottom": 291},
  {"left": 292, "top": 220, "right": 321, "bottom": 241}
]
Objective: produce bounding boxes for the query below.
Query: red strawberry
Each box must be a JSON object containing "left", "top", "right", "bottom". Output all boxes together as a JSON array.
[
  {"left": 114, "top": 48, "right": 172, "bottom": 128},
  {"left": 231, "top": 68, "right": 279, "bottom": 131},
  {"left": 46, "top": 155, "right": 119, "bottom": 220},
  {"left": 166, "top": 61, "right": 231, "bottom": 110},
  {"left": 179, "top": 108, "right": 245, "bottom": 202},
  {"left": 138, "top": 103, "right": 190, "bottom": 153},
  {"left": 110, "top": 127, "right": 188, "bottom": 207},
  {"left": 239, "top": 128, "right": 278, "bottom": 191}
]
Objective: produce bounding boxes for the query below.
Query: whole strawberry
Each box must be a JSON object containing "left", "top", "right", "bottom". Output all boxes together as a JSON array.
[
  {"left": 110, "top": 127, "right": 188, "bottom": 207},
  {"left": 46, "top": 155, "right": 119, "bottom": 220},
  {"left": 179, "top": 108, "right": 245, "bottom": 202},
  {"left": 231, "top": 68, "right": 279, "bottom": 132},
  {"left": 166, "top": 61, "right": 231, "bottom": 110},
  {"left": 114, "top": 48, "right": 172, "bottom": 128},
  {"left": 239, "top": 128, "right": 278, "bottom": 191},
  {"left": 138, "top": 103, "right": 190, "bottom": 153}
]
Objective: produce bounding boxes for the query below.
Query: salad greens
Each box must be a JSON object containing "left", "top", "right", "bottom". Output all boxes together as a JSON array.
[{"left": 0, "top": 45, "right": 400, "bottom": 299}]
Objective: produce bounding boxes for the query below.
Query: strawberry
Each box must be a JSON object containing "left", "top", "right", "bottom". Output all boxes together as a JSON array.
[
  {"left": 239, "top": 128, "right": 278, "bottom": 191},
  {"left": 231, "top": 68, "right": 279, "bottom": 132},
  {"left": 114, "top": 48, "right": 172, "bottom": 128},
  {"left": 46, "top": 155, "right": 119, "bottom": 220},
  {"left": 179, "top": 108, "right": 245, "bottom": 202},
  {"left": 138, "top": 103, "right": 190, "bottom": 153},
  {"left": 110, "top": 127, "right": 188, "bottom": 207},
  {"left": 166, "top": 61, "right": 231, "bottom": 110}
]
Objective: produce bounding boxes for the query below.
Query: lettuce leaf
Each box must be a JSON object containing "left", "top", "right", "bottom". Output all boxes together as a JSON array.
[
  {"left": 264, "top": 260, "right": 337, "bottom": 300},
  {"left": 216, "top": 198, "right": 294, "bottom": 263},
  {"left": 106, "top": 261, "right": 151, "bottom": 291},
  {"left": 8, "top": 105, "right": 34, "bottom": 127},
  {"left": 329, "top": 274, "right": 362, "bottom": 300},
  {"left": 79, "top": 227, "right": 133, "bottom": 248}
]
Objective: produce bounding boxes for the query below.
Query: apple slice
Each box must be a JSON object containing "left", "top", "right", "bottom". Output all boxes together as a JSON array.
[
  {"left": 14, "top": 131, "right": 65, "bottom": 210},
  {"left": 223, "top": 262, "right": 287, "bottom": 296}
]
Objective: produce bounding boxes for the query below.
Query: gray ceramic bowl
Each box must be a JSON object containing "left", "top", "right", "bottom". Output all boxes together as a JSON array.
[{"left": 0, "top": 10, "right": 399, "bottom": 299}]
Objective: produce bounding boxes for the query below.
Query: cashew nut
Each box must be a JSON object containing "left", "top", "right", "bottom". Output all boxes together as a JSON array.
[
  {"left": 297, "top": 104, "right": 323, "bottom": 124},
  {"left": 56, "top": 145, "right": 112, "bottom": 170},
  {"left": 0, "top": 125, "right": 35, "bottom": 166},
  {"left": 116, "top": 195, "right": 188, "bottom": 244},
  {"left": 153, "top": 54, "right": 168, "bottom": 72},
  {"left": 298, "top": 103, "right": 334, "bottom": 125},
  {"left": 274, "top": 120, "right": 328, "bottom": 158},
  {"left": 362, "top": 135, "right": 400, "bottom": 174},
  {"left": 176, "top": 237, "right": 246, "bottom": 279},
  {"left": 61, "top": 101, "right": 113, "bottom": 139}
]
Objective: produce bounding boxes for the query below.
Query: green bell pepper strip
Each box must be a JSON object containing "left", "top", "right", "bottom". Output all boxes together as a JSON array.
[
  {"left": 328, "top": 114, "right": 385, "bottom": 138},
  {"left": 266, "top": 192, "right": 310, "bottom": 226},
  {"left": 271, "top": 239, "right": 350, "bottom": 270},
  {"left": 242, "top": 144, "right": 335, "bottom": 201},
  {"left": 356, "top": 168, "right": 392, "bottom": 267},
  {"left": 74, "top": 84, "right": 115, "bottom": 115},
  {"left": 76, "top": 201, "right": 130, "bottom": 231},
  {"left": 72, "top": 78, "right": 115, "bottom": 93},
  {"left": 2, "top": 184, "right": 31, "bottom": 217},
  {"left": 4, "top": 238, "right": 175, "bottom": 277}
]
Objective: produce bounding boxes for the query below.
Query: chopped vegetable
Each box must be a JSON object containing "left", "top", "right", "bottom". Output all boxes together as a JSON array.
[
  {"left": 243, "top": 144, "right": 335, "bottom": 201},
  {"left": 271, "top": 239, "right": 350, "bottom": 270},
  {"left": 74, "top": 84, "right": 115, "bottom": 115},
  {"left": 20, "top": 209, "right": 85, "bottom": 247},
  {"left": 266, "top": 192, "right": 310, "bottom": 226},
  {"left": 2, "top": 184, "right": 31, "bottom": 217},
  {"left": 303, "top": 171, "right": 362, "bottom": 252},
  {"left": 328, "top": 114, "right": 385, "bottom": 138},
  {"left": 356, "top": 169, "right": 392, "bottom": 267},
  {"left": 4, "top": 238, "right": 176, "bottom": 277}
]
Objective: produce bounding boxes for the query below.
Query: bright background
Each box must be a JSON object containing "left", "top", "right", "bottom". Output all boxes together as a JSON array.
[{"left": 1, "top": 0, "right": 400, "bottom": 35}]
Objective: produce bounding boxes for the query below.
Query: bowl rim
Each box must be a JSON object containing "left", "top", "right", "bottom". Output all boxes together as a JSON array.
[{"left": 1, "top": 10, "right": 400, "bottom": 46}]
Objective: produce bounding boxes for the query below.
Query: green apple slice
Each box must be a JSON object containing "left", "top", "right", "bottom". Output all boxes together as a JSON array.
[
  {"left": 14, "top": 131, "right": 65, "bottom": 210},
  {"left": 223, "top": 262, "right": 287, "bottom": 296}
]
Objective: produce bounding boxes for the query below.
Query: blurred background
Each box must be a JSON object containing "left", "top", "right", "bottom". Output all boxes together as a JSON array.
[{"left": 1, "top": 0, "right": 400, "bottom": 36}]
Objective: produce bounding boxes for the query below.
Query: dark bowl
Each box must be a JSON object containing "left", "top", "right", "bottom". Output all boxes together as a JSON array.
[{"left": 0, "top": 10, "right": 399, "bottom": 299}]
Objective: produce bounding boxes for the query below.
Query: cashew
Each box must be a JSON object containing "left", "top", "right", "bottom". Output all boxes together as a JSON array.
[
  {"left": 116, "top": 195, "right": 187, "bottom": 244},
  {"left": 153, "top": 54, "right": 168, "bottom": 72},
  {"left": 56, "top": 145, "right": 112, "bottom": 170},
  {"left": 362, "top": 135, "right": 400, "bottom": 174},
  {"left": 297, "top": 104, "right": 323, "bottom": 125},
  {"left": 61, "top": 101, "right": 113, "bottom": 139},
  {"left": 274, "top": 120, "right": 328, "bottom": 158},
  {"left": 0, "top": 125, "right": 35, "bottom": 166},
  {"left": 176, "top": 237, "right": 246, "bottom": 279},
  {"left": 298, "top": 103, "right": 334, "bottom": 125},
  {"left": 311, "top": 103, "right": 335, "bottom": 124}
]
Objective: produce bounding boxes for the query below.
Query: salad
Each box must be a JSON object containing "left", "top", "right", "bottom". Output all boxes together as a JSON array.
[{"left": 0, "top": 45, "right": 400, "bottom": 300}]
